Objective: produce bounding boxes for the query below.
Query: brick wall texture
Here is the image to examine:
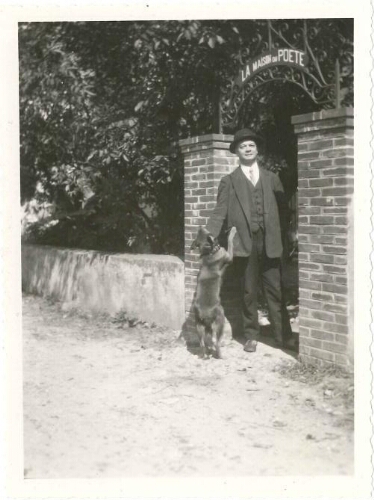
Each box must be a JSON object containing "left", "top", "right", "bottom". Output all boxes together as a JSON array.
[{"left": 292, "top": 108, "right": 354, "bottom": 367}]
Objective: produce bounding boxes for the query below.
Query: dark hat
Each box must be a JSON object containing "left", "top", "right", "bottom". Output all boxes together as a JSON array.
[{"left": 229, "top": 128, "right": 264, "bottom": 154}]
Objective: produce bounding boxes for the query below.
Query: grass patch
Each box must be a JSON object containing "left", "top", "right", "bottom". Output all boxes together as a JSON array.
[
  {"left": 275, "top": 359, "right": 354, "bottom": 428},
  {"left": 275, "top": 359, "right": 352, "bottom": 385}
]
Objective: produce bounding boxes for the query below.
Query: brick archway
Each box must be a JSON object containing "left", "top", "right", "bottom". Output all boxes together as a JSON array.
[{"left": 179, "top": 107, "right": 353, "bottom": 367}]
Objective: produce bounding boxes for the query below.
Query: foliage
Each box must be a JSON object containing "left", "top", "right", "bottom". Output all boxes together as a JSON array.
[{"left": 19, "top": 19, "right": 353, "bottom": 255}]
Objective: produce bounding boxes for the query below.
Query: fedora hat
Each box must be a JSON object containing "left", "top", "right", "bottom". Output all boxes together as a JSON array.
[{"left": 229, "top": 128, "right": 264, "bottom": 154}]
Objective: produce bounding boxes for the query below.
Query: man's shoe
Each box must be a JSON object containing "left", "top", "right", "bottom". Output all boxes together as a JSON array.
[{"left": 243, "top": 340, "right": 257, "bottom": 352}]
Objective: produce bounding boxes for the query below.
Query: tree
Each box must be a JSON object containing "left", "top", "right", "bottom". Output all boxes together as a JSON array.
[{"left": 19, "top": 19, "right": 353, "bottom": 255}]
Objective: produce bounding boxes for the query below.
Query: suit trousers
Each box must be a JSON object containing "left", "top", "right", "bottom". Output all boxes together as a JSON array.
[{"left": 234, "top": 228, "right": 292, "bottom": 342}]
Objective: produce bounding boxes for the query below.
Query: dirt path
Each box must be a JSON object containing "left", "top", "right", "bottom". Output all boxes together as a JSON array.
[{"left": 23, "top": 294, "right": 353, "bottom": 478}]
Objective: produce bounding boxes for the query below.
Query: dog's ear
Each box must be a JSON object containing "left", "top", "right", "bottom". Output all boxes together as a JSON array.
[
  {"left": 197, "top": 226, "right": 206, "bottom": 237},
  {"left": 207, "top": 234, "right": 215, "bottom": 245},
  {"left": 190, "top": 239, "right": 198, "bottom": 251},
  {"left": 190, "top": 230, "right": 200, "bottom": 251},
  {"left": 191, "top": 226, "right": 203, "bottom": 251}
]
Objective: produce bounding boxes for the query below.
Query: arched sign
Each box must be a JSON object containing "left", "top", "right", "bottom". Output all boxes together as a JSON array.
[
  {"left": 218, "top": 20, "right": 351, "bottom": 132},
  {"left": 236, "top": 48, "right": 309, "bottom": 87}
]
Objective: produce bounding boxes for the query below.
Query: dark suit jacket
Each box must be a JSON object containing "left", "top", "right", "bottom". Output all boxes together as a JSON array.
[{"left": 206, "top": 166, "right": 289, "bottom": 258}]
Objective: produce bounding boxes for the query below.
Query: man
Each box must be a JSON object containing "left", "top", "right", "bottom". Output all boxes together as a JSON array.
[{"left": 206, "top": 128, "right": 297, "bottom": 353}]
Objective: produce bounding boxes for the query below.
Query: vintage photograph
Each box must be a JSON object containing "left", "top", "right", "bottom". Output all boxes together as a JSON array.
[
  {"left": 1, "top": 0, "right": 373, "bottom": 496},
  {"left": 18, "top": 17, "right": 359, "bottom": 480}
]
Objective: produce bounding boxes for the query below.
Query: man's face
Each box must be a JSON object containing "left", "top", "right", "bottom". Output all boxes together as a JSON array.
[{"left": 236, "top": 139, "right": 258, "bottom": 163}]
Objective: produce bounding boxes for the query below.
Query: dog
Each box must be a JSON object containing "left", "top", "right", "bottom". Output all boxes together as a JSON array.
[{"left": 190, "top": 226, "right": 237, "bottom": 359}]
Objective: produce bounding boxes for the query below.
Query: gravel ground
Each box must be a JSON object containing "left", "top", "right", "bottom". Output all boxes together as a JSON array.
[{"left": 23, "top": 294, "right": 353, "bottom": 478}]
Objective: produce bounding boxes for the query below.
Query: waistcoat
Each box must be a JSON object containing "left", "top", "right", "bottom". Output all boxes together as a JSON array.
[{"left": 244, "top": 175, "right": 264, "bottom": 233}]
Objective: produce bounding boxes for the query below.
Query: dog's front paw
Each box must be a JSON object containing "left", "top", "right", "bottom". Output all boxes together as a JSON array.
[{"left": 228, "top": 226, "right": 237, "bottom": 240}]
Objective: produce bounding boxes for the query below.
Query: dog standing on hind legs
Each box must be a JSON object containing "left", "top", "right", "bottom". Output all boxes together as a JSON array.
[{"left": 190, "top": 226, "right": 237, "bottom": 359}]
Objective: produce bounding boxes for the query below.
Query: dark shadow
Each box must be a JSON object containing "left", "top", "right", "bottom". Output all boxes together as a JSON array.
[
  {"left": 281, "top": 255, "right": 299, "bottom": 307},
  {"left": 226, "top": 323, "right": 299, "bottom": 360},
  {"left": 220, "top": 263, "right": 243, "bottom": 340},
  {"left": 220, "top": 253, "right": 299, "bottom": 358},
  {"left": 178, "top": 288, "right": 199, "bottom": 348},
  {"left": 258, "top": 332, "right": 299, "bottom": 360},
  {"left": 179, "top": 257, "right": 299, "bottom": 360},
  {"left": 179, "top": 294, "right": 220, "bottom": 359}
]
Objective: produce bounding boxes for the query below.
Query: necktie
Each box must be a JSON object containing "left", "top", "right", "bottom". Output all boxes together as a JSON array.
[{"left": 248, "top": 168, "right": 254, "bottom": 184}]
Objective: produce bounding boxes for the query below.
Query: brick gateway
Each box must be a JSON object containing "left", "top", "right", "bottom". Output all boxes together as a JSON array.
[{"left": 180, "top": 107, "right": 353, "bottom": 367}]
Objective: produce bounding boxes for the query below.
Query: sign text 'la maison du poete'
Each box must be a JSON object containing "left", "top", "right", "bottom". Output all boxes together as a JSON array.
[{"left": 236, "top": 48, "right": 309, "bottom": 87}]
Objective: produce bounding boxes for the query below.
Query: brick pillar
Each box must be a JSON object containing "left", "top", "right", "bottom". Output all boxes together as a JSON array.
[
  {"left": 292, "top": 107, "right": 354, "bottom": 367},
  {"left": 179, "top": 134, "right": 237, "bottom": 342}
]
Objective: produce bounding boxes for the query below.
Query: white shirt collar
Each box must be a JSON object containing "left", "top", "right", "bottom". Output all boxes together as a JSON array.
[{"left": 241, "top": 161, "right": 259, "bottom": 185}]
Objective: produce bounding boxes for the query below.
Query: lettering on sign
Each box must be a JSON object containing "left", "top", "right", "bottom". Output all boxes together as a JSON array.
[{"left": 236, "top": 48, "right": 309, "bottom": 87}]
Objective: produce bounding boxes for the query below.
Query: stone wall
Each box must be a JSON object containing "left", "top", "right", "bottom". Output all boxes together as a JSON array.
[{"left": 22, "top": 244, "right": 185, "bottom": 330}]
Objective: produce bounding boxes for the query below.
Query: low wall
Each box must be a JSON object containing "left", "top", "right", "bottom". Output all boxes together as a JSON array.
[{"left": 22, "top": 244, "right": 185, "bottom": 330}]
